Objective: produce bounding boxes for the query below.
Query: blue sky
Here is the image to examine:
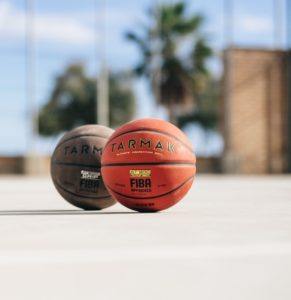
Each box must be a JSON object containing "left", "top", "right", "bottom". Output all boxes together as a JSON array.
[{"left": 0, "top": 0, "right": 285, "bottom": 156}]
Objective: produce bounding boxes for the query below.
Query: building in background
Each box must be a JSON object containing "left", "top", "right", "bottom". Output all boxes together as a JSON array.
[
  {"left": 221, "top": 0, "right": 291, "bottom": 174},
  {"left": 222, "top": 48, "right": 288, "bottom": 174}
]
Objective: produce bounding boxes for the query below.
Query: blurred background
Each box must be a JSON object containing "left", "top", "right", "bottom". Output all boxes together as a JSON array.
[{"left": 0, "top": 0, "right": 289, "bottom": 175}]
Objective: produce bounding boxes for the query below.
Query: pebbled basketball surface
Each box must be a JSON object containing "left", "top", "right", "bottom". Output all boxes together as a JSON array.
[
  {"left": 101, "top": 118, "right": 196, "bottom": 212},
  {"left": 51, "top": 124, "right": 116, "bottom": 210}
]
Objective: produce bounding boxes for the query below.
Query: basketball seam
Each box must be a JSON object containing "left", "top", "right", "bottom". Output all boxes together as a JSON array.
[
  {"left": 53, "top": 180, "right": 111, "bottom": 200},
  {"left": 55, "top": 134, "right": 109, "bottom": 150},
  {"left": 102, "top": 161, "right": 195, "bottom": 167},
  {"left": 52, "top": 161, "right": 101, "bottom": 168},
  {"left": 105, "top": 128, "right": 194, "bottom": 154},
  {"left": 105, "top": 175, "right": 194, "bottom": 200}
]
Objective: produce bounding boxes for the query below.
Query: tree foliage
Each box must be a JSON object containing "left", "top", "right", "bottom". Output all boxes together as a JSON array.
[
  {"left": 178, "top": 79, "right": 220, "bottom": 130},
  {"left": 126, "top": 1, "right": 213, "bottom": 124},
  {"left": 39, "top": 64, "right": 135, "bottom": 136}
]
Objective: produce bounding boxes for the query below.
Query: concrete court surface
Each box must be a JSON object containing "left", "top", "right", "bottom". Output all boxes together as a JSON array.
[{"left": 0, "top": 175, "right": 290, "bottom": 300}]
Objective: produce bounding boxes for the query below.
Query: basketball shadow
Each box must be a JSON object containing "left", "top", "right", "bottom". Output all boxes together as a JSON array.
[{"left": 0, "top": 210, "right": 138, "bottom": 216}]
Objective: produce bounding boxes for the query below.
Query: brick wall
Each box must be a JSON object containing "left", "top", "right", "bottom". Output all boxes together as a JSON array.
[
  {"left": 222, "top": 48, "right": 288, "bottom": 174},
  {"left": 0, "top": 156, "right": 50, "bottom": 175},
  {"left": 196, "top": 157, "right": 221, "bottom": 173},
  {"left": 0, "top": 157, "right": 25, "bottom": 174},
  {"left": 0, "top": 156, "right": 220, "bottom": 175}
]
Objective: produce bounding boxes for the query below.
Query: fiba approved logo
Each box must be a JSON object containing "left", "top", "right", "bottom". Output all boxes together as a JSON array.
[{"left": 129, "top": 169, "right": 152, "bottom": 192}]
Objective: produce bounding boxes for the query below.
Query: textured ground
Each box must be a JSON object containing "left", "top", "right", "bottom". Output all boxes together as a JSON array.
[{"left": 0, "top": 175, "right": 290, "bottom": 300}]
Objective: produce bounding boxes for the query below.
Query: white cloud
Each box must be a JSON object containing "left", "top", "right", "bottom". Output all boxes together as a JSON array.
[
  {"left": 35, "top": 14, "right": 94, "bottom": 44},
  {"left": 0, "top": 1, "right": 95, "bottom": 45},
  {"left": 238, "top": 15, "right": 272, "bottom": 34}
]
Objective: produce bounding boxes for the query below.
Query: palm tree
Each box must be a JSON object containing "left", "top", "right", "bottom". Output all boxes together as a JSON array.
[{"left": 126, "top": 1, "right": 212, "bottom": 124}]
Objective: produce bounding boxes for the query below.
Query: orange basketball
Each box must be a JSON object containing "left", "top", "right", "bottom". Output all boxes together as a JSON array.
[{"left": 101, "top": 118, "right": 196, "bottom": 212}]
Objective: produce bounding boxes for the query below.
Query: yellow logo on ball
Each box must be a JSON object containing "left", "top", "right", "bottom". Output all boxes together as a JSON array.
[{"left": 129, "top": 170, "right": 151, "bottom": 177}]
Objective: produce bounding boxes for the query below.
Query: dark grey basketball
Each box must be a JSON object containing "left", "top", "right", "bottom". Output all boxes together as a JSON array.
[{"left": 51, "top": 125, "right": 116, "bottom": 210}]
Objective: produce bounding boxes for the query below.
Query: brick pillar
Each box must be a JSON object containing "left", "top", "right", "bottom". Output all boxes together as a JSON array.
[{"left": 222, "top": 48, "right": 288, "bottom": 174}]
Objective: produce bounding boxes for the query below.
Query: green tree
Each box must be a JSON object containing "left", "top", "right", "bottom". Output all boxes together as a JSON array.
[
  {"left": 39, "top": 64, "right": 135, "bottom": 136},
  {"left": 126, "top": 1, "right": 213, "bottom": 125},
  {"left": 177, "top": 79, "right": 219, "bottom": 130}
]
